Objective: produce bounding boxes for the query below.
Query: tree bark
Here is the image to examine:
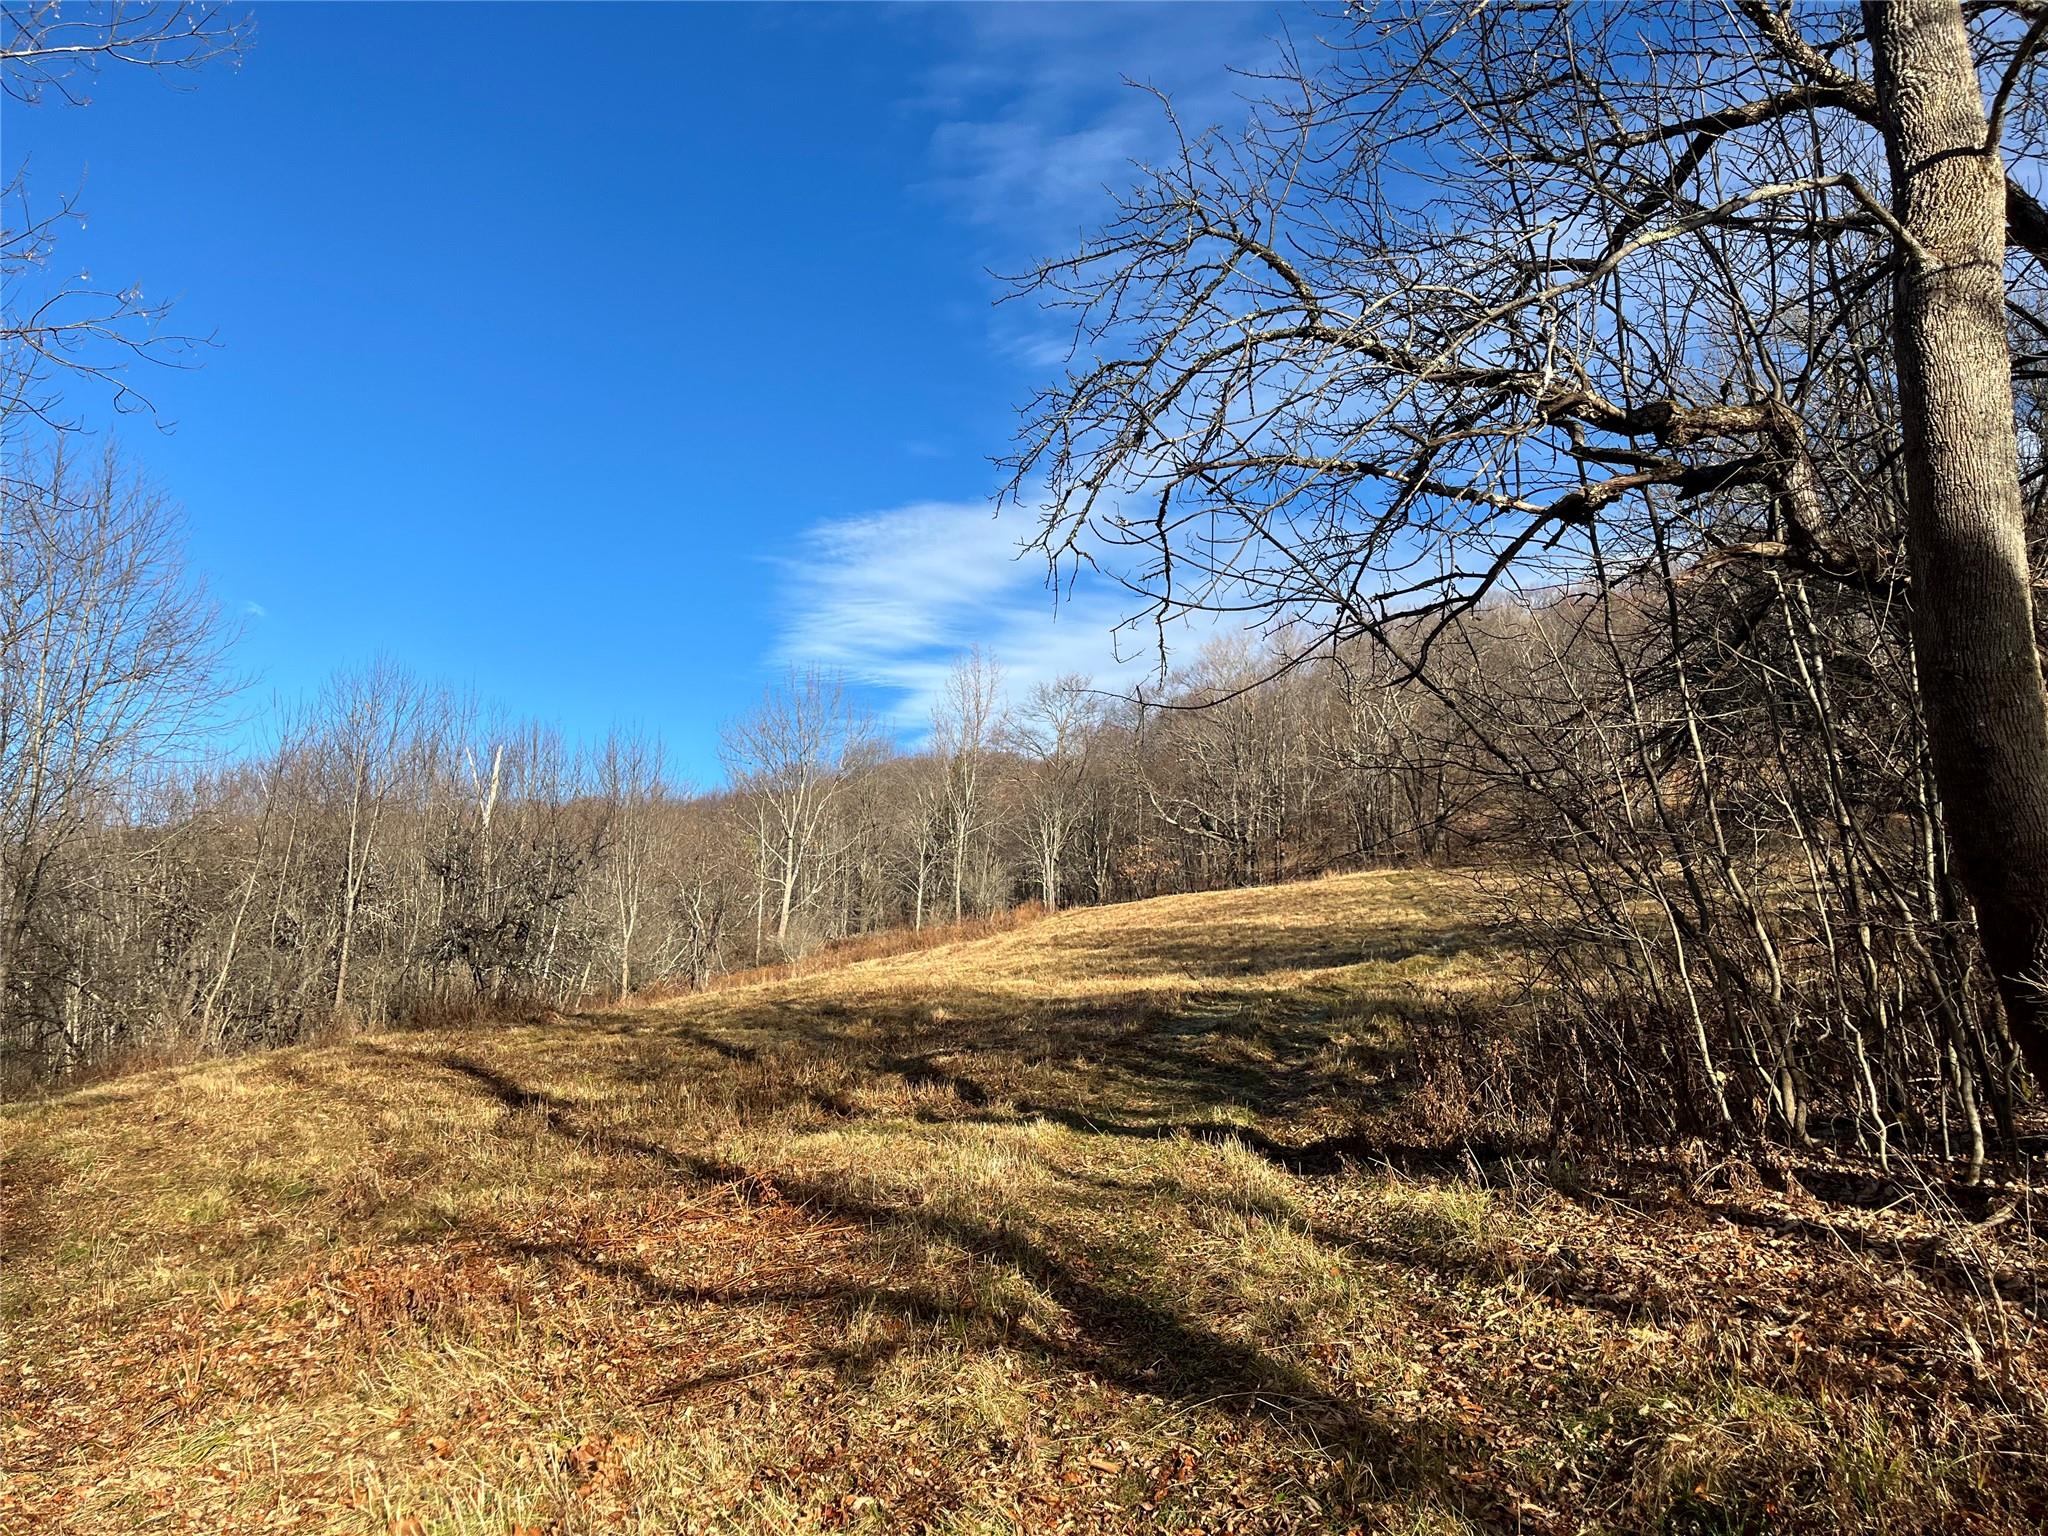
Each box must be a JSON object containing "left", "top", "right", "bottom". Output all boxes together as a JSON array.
[{"left": 1867, "top": 0, "right": 2048, "bottom": 1087}]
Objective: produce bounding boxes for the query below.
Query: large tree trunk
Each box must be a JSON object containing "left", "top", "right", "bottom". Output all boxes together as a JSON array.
[{"left": 1867, "top": 0, "right": 2048, "bottom": 1088}]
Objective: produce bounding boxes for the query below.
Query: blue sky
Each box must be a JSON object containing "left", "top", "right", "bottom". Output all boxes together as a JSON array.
[{"left": 9, "top": 2, "right": 1289, "bottom": 782}]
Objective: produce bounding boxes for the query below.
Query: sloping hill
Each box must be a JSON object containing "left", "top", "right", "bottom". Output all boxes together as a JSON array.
[{"left": 4, "top": 870, "right": 2043, "bottom": 1534}]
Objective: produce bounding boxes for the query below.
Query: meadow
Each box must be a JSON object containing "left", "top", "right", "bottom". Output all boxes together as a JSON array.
[{"left": 5, "top": 870, "right": 2045, "bottom": 1534}]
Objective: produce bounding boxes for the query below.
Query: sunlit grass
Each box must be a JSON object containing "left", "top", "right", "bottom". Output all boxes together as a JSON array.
[{"left": 3, "top": 869, "right": 2041, "bottom": 1534}]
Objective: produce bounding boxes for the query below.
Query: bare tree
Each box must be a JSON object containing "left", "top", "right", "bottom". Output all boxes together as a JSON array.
[
  {"left": 316, "top": 659, "right": 425, "bottom": 1016},
  {"left": 1007, "top": 0, "right": 2048, "bottom": 1087},
  {"left": 2, "top": 2, "right": 248, "bottom": 431},
  {"left": 0, "top": 438, "right": 227, "bottom": 1066},
  {"left": 655, "top": 804, "right": 736, "bottom": 992},
  {"left": 721, "top": 670, "right": 874, "bottom": 954},
  {"left": 931, "top": 648, "right": 1004, "bottom": 922},
  {"left": 1, "top": 2, "right": 245, "bottom": 103},
  {"left": 596, "top": 730, "right": 666, "bottom": 1001},
  {"left": 1132, "top": 638, "right": 1318, "bottom": 888},
  {"left": 1865, "top": 0, "right": 2048, "bottom": 1086},
  {"left": 1004, "top": 674, "right": 1099, "bottom": 910}
]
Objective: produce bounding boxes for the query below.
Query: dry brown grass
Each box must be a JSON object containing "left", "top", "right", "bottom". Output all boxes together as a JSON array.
[
  {"left": 5, "top": 868, "right": 2045, "bottom": 1535},
  {"left": 627, "top": 902, "right": 1049, "bottom": 1007}
]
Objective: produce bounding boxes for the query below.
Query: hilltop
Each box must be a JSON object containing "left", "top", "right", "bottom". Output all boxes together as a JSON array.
[{"left": 4, "top": 870, "right": 2045, "bottom": 1534}]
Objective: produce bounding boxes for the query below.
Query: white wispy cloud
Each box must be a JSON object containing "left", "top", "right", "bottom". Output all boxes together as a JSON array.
[
  {"left": 776, "top": 500, "right": 1027, "bottom": 671},
  {"left": 917, "top": 4, "right": 1274, "bottom": 229},
  {"left": 912, "top": 4, "right": 1282, "bottom": 363},
  {"left": 773, "top": 498, "right": 1226, "bottom": 729}
]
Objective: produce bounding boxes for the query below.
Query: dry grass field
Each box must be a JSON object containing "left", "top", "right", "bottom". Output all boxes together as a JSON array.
[{"left": 5, "top": 870, "right": 2046, "bottom": 1534}]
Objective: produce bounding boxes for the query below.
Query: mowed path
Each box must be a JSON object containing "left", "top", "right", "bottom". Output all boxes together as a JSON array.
[{"left": 4, "top": 870, "right": 2041, "bottom": 1535}]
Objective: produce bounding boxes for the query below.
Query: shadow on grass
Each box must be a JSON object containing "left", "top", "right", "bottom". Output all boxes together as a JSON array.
[
  {"left": 966, "top": 1099, "right": 1506, "bottom": 1178},
  {"left": 651, "top": 982, "right": 1478, "bottom": 1152},
  {"left": 1008, "top": 909, "right": 1522, "bottom": 984},
  {"left": 411, "top": 1047, "right": 1509, "bottom": 1526}
]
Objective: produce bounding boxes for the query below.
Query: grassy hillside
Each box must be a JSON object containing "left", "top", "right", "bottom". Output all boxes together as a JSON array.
[{"left": 4, "top": 870, "right": 2044, "bottom": 1534}]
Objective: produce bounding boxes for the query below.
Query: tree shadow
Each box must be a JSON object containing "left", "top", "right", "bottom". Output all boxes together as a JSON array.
[
  {"left": 1006, "top": 908, "right": 1524, "bottom": 984},
  {"left": 659, "top": 1021, "right": 762, "bottom": 1065},
  {"left": 659, "top": 978, "right": 1477, "bottom": 1152},
  {"left": 957, "top": 1098, "right": 1507, "bottom": 1178},
  {"left": 417, "top": 1049, "right": 1514, "bottom": 1526}
]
